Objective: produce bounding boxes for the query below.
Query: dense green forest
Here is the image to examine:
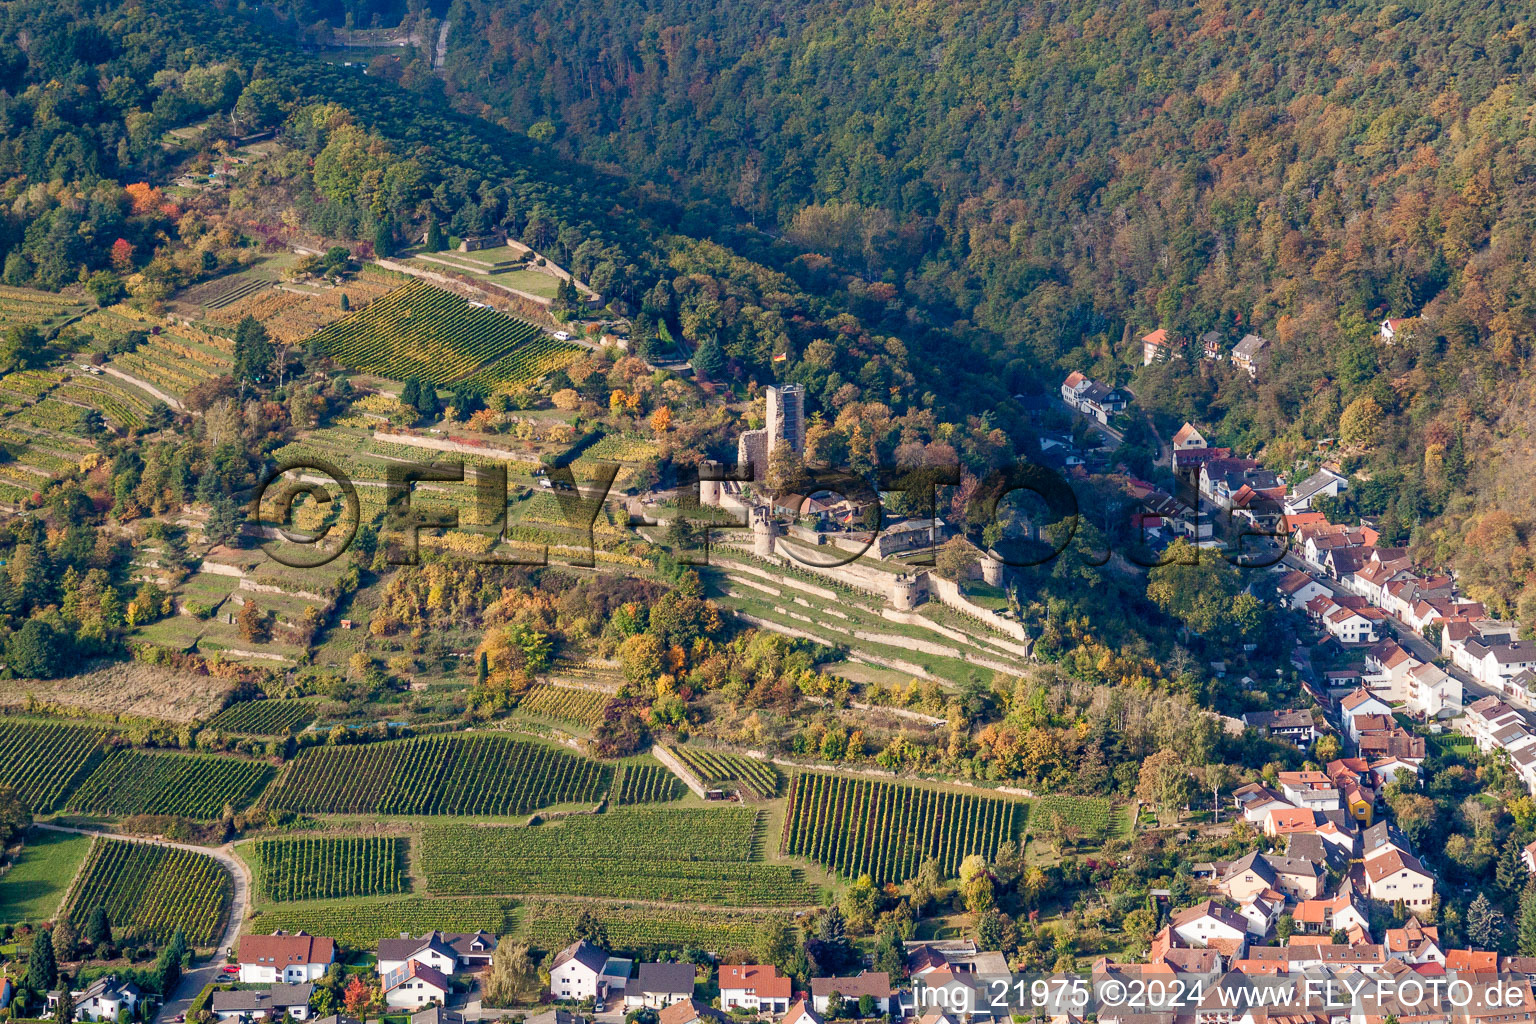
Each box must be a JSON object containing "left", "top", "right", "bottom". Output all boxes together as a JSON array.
[{"left": 427, "top": 0, "right": 1536, "bottom": 620}]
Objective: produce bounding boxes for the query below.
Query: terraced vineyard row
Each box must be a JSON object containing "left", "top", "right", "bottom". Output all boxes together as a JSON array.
[
  {"left": 313, "top": 281, "right": 576, "bottom": 391},
  {"left": 67, "top": 749, "right": 272, "bottom": 819},
  {"left": 55, "top": 375, "right": 157, "bottom": 428},
  {"left": 518, "top": 685, "right": 609, "bottom": 727},
  {"left": 263, "top": 734, "right": 611, "bottom": 816},
  {"left": 247, "top": 836, "right": 407, "bottom": 902},
  {"left": 0, "top": 285, "right": 87, "bottom": 328},
  {"left": 782, "top": 774, "right": 1027, "bottom": 883},
  {"left": 64, "top": 839, "right": 229, "bottom": 945},
  {"left": 614, "top": 762, "right": 683, "bottom": 804},
  {"left": 520, "top": 899, "right": 780, "bottom": 956},
  {"left": 0, "top": 720, "right": 106, "bottom": 811},
  {"left": 249, "top": 895, "right": 517, "bottom": 948},
  {"left": 420, "top": 810, "right": 811, "bottom": 905},
  {"left": 672, "top": 747, "right": 780, "bottom": 798},
  {"left": 454, "top": 335, "right": 582, "bottom": 394},
  {"left": 207, "top": 699, "right": 318, "bottom": 735}
]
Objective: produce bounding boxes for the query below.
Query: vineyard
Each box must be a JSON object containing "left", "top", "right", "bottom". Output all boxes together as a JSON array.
[
  {"left": 0, "top": 720, "right": 106, "bottom": 811},
  {"left": 64, "top": 838, "right": 229, "bottom": 945},
  {"left": 247, "top": 836, "right": 406, "bottom": 902},
  {"left": 420, "top": 809, "right": 815, "bottom": 906},
  {"left": 0, "top": 285, "right": 87, "bottom": 330},
  {"left": 101, "top": 313, "right": 234, "bottom": 399},
  {"left": 1030, "top": 795, "right": 1120, "bottom": 841},
  {"left": 781, "top": 774, "right": 1027, "bottom": 884},
  {"left": 248, "top": 895, "right": 516, "bottom": 948},
  {"left": 672, "top": 747, "right": 780, "bottom": 798},
  {"left": 66, "top": 749, "right": 273, "bottom": 819},
  {"left": 519, "top": 898, "right": 782, "bottom": 955},
  {"left": 263, "top": 734, "right": 612, "bottom": 816},
  {"left": 614, "top": 762, "right": 682, "bottom": 804},
  {"left": 582, "top": 435, "right": 659, "bottom": 462},
  {"left": 205, "top": 267, "right": 401, "bottom": 343},
  {"left": 518, "top": 685, "right": 609, "bottom": 727},
  {"left": 206, "top": 699, "right": 318, "bottom": 735},
  {"left": 312, "top": 281, "right": 579, "bottom": 391}
]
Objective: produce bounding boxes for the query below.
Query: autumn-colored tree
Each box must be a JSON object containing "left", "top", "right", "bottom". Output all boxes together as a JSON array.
[
  {"left": 109, "top": 238, "right": 135, "bottom": 273},
  {"left": 124, "top": 182, "right": 163, "bottom": 216},
  {"left": 343, "top": 975, "right": 370, "bottom": 1015},
  {"left": 650, "top": 406, "right": 672, "bottom": 433},
  {"left": 237, "top": 601, "right": 271, "bottom": 643}
]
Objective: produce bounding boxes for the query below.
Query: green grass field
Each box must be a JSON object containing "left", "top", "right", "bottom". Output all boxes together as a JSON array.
[{"left": 0, "top": 830, "right": 92, "bottom": 924}]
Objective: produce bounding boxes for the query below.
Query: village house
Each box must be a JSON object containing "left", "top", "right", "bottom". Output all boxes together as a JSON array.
[
  {"left": 382, "top": 963, "right": 450, "bottom": 1010},
  {"left": 1231, "top": 334, "right": 1269, "bottom": 378},
  {"left": 239, "top": 932, "right": 337, "bottom": 984},
  {"left": 1465, "top": 696, "right": 1527, "bottom": 752},
  {"left": 658, "top": 999, "right": 729, "bottom": 1024},
  {"left": 1325, "top": 604, "right": 1385, "bottom": 645},
  {"left": 1200, "top": 458, "right": 1283, "bottom": 510},
  {"left": 1463, "top": 636, "right": 1536, "bottom": 689},
  {"left": 1283, "top": 468, "right": 1347, "bottom": 515},
  {"left": 1169, "top": 900, "right": 1249, "bottom": 956},
  {"left": 1232, "top": 782, "right": 1292, "bottom": 824},
  {"left": 1341, "top": 689, "right": 1392, "bottom": 740},
  {"left": 1200, "top": 331, "right": 1225, "bottom": 360},
  {"left": 1142, "top": 328, "right": 1178, "bottom": 365},
  {"left": 1241, "top": 709, "right": 1317, "bottom": 748},
  {"left": 547, "top": 941, "right": 631, "bottom": 1004},
  {"left": 719, "top": 965, "right": 793, "bottom": 1016},
  {"left": 1293, "top": 887, "right": 1370, "bottom": 939},
  {"left": 624, "top": 964, "right": 697, "bottom": 1009},
  {"left": 1059, "top": 372, "right": 1129, "bottom": 425},
  {"left": 1384, "top": 919, "right": 1445, "bottom": 964},
  {"left": 810, "top": 972, "right": 894, "bottom": 1015},
  {"left": 1220, "top": 851, "right": 1322, "bottom": 901},
  {"left": 1380, "top": 318, "right": 1413, "bottom": 345},
  {"left": 1363, "top": 639, "right": 1417, "bottom": 701},
  {"left": 1172, "top": 422, "right": 1207, "bottom": 453},
  {"left": 212, "top": 984, "right": 315, "bottom": 1021},
  {"left": 1238, "top": 890, "right": 1286, "bottom": 938},
  {"left": 1277, "top": 570, "right": 1331, "bottom": 611},
  {"left": 1277, "top": 771, "right": 1341, "bottom": 811},
  {"left": 47, "top": 977, "right": 141, "bottom": 1023},
  {"left": 1357, "top": 725, "right": 1426, "bottom": 762},
  {"left": 1362, "top": 844, "right": 1435, "bottom": 909},
  {"left": 1404, "top": 662, "right": 1461, "bottom": 719},
  {"left": 377, "top": 934, "right": 459, "bottom": 978}
]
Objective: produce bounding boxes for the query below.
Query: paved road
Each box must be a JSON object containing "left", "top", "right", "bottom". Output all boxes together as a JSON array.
[{"left": 38, "top": 824, "right": 251, "bottom": 1022}]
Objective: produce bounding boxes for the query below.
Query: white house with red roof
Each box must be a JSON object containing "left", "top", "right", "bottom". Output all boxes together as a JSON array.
[
  {"left": 383, "top": 962, "right": 450, "bottom": 1010},
  {"left": 1169, "top": 900, "right": 1249, "bottom": 954},
  {"left": 1142, "top": 328, "right": 1177, "bottom": 365},
  {"left": 1380, "top": 318, "right": 1414, "bottom": 345},
  {"left": 238, "top": 932, "right": 337, "bottom": 984},
  {"left": 719, "top": 965, "right": 792, "bottom": 1016},
  {"left": 1276, "top": 570, "right": 1330, "bottom": 610},
  {"left": 1172, "top": 423, "right": 1207, "bottom": 451}
]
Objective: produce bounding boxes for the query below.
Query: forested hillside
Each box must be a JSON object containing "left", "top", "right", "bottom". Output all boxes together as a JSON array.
[{"left": 433, "top": 0, "right": 1536, "bottom": 619}]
